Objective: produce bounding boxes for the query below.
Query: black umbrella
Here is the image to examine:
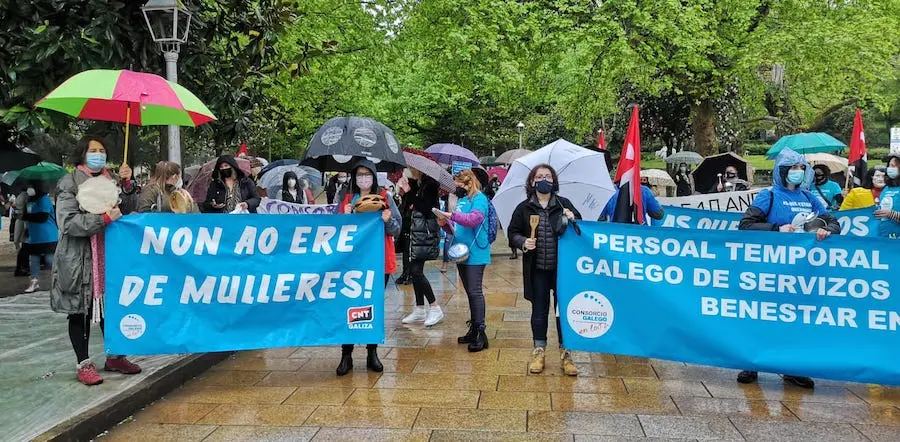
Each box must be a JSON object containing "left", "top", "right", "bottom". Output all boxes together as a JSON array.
[
  {"left": 302, "top": 117, "right": 405, "bottom": 172},
  {"left": 692, "top": 152, "right": 753, "bottom": 194},
  {"left": 0, "top": 143, "right": 41, "bottom": 173}
]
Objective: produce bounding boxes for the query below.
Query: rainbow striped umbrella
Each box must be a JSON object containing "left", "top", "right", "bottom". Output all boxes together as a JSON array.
[{"left": 36, "top": 69, "right": 216, "bottom": 161}]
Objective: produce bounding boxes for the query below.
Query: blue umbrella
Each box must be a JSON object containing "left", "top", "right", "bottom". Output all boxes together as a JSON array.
[{"left": 766, "top": 133, "right": 846, "bottom": 159}]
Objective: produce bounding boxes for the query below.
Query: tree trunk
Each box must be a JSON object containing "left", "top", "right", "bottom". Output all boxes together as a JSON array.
[{"left": 691, "top": 99, "right": 719, "bottom": 156}]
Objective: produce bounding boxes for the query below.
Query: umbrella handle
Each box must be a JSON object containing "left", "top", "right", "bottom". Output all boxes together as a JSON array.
[{"left": 123, "top": 103, "right": 131, "bottom": 167}]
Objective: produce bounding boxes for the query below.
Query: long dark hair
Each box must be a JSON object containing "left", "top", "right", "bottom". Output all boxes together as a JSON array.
[{"left": 525, "top": 164, "right": 560, "bottom": 198}]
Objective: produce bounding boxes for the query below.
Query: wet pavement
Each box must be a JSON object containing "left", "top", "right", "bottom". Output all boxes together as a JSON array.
[{"left": 100, "top": 258, "right": 900, "bottom": 441}]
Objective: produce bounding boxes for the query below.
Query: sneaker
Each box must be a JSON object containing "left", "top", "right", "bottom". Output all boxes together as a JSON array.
[
  {"left": 424, "top": 306, "right": 444, "bottom": 327},
  {"left": 784, "top": 375, "right": 815, "bottom": 389},
  {"left": 529, "top": 348, "right": 545, "bottom": 374},
  {"left": 457, "top": 321, "right": 477, "bottom": 344},
  {"left": 77, "top": 360, "right": 104, "bottom": 386},
  {"left": 24, "top": 278, "right": 39, "bottom": 293},
  {"left": 401, "top": 307, "right": 428, "bottom": 324},
  {"left": 737, "top": 370, "right": 758, "bottom": 384},
  {"left": 104, "top": 356, "right": 142, "bottom": 375},
  {"left": 561, "top": 350, "right": 578, "bottom": 376}
]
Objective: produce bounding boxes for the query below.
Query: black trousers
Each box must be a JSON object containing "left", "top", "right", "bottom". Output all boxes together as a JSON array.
[
  {"left": 342, "top": 274, "right": 391, "bottom": 352},
  {"left": 530, "top": 269, "right": 562, "bottom": 346},
  {"left": 68, "top": 311, "right": 104, "bottom": 364}
]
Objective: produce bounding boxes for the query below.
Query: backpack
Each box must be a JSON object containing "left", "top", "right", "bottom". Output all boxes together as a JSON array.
[{"left": 485, "top": 200, "right": 500, "bottom": 244}]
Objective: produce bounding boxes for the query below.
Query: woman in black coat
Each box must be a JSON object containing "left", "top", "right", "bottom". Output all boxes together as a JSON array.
[
  {"left": 507, "top": 163, "right": 581, "bottom": 377},
  {"left": 399, "top": 170, "right": 444, "bottom": 327},
  {"left": 202, "top": 155, "right": 260, "bottom": 213}
]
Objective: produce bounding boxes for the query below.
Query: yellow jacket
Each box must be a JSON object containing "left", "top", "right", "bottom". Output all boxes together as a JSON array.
[{"left": 840, "top": 188, "right": 876, "bottom": 210}]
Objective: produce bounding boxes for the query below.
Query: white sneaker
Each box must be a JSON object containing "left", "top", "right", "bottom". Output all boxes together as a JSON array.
[
  {"left": 25, "top": 278, "right": 39, "bottom": 293},
  {"left": 402, "top": 307, "right": 427, "bottom": 324},
  {"left": 424, "top": 306, "right": 444, "bottom": 327}
]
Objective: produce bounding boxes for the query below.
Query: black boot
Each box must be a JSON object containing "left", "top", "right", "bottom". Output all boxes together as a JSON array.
[
  {"left": 509, "top": 249, "right": 518, "bottom": 260},
  {"left": 396, "top": 274, "right": 411, "bottom": 285},
  {"left": 336, "top": 347, "right": 353, "bottom": 376},
  {"left": 457, "top": 321, "right": 477, "bottom": 344},
  {"left": 366, "top": 346, "right": 383, "bottom": 372},
  {"left": 468, "top": 327, "right": 489, "bottom": 352}
]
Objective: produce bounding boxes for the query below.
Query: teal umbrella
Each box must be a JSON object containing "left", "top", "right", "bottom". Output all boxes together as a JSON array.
[
  {"left": 766, "top": 133, "right": 846, "bottom": 159},
  {"left": 2, "top": 162, "right": 68, "bottom": 185}
]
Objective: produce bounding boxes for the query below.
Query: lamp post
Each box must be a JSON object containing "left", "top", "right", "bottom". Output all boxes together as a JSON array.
[
  {"left": 142, "top": 0, "right": 192, "bottom": 166},
  {"left": 517, "top": 121, "right": 525, "bottom": 150}
]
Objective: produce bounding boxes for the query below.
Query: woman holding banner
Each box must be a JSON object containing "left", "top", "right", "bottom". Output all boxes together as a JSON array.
[
  {"left": 51, "top": 135, "right": 142, "bottom": 386},
  {"left": 737, "top": 148, "right": 841, "bottom": 388},
  {"left": 507, "top": 164, "right": 581, "bottom": 376},
  {"left": 138, "top": 161, "right": 198, "bottom": 213},
  {"left": 335, "top": 159, "right": 402, "bottom": 376},
  {"left": 873, "top": 155, "right": 900, "bottom": 239},
  {"left": 435, "top": 169, "right": 491, "bottom": 352}
]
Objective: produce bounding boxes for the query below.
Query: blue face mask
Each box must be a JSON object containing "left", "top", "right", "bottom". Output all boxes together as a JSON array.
[
  {"left": 85, "top": 152, "right": 107, "bottom": 171},
  {"left": 786, "top": 169, "right": 805, "bottom": 186},
  {"left": 887, "top": 167, "right": 898, "bottom": 179}
]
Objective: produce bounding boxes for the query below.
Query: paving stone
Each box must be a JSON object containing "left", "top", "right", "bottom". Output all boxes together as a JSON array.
[
  {"left": 730, "top": 417, "right": 870, "bottom": 441},
  {"left": 638, "top": 415, "right": 743, "bottom": 440}
]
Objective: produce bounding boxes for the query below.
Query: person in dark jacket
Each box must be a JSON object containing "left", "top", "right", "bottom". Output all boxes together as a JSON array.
[
  {"left": 325, "top": 172, "right": 349, "bottom": 205},
  {"left": 396, "top": 171, "right": 415, "bottom": 285},
  {"left": 507, "top": 164, "right": 582, "bottom": 377},
  {"left": 280, "top": 171, "right": 314, "bottom": 204},
  {"left": 736, "top": 148, "right": 840, "bottom": 389},
  {"left": 673, "top": 162, "right": 693, "bottom": 197},
  {"left": 399, "top": 169, "right": 444, "bottom": 327},
  {"left": 202, "top": 155, "right": 260, "bottom": 213}
]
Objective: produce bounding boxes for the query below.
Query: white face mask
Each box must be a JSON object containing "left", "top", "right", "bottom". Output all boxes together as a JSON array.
[
  {"left": 175, "top": 177, "right": 183, "bottom": 189},
  {"left": 356, "top": 174, "right": 374, "bottom": 190},
  {"left": 287, "top": 179, "right": 297, "bottom": 188},
  {"left": 403, "top": 169, "right": 413, "bottom": 179},
  {"left": 337, "top": 176, "right": 348, "bottom": 184}
]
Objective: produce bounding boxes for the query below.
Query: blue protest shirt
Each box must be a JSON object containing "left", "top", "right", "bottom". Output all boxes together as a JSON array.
[
  {"left": 600, "top": 186, "right": 662, "bottom": 224},
  {"left": 877, "top": 186, "right": 900, "bottom": 239},
  {"left": 751, "top": 188, "right": 827, "bottom": 227},
  {"left": 453, "top": 192, "right": 491, "bottom": 265},
  {"left": 26, "top": 195, "right": 59, "bottom": 245},
  {"left": 811, "top": 180, "right": 843, "bottom": 209}
]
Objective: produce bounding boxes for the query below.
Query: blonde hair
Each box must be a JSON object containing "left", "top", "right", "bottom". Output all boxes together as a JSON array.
[
  {"left": 150, "top": 161, "right": 181, "bottom": 191},
  {"left": 454, "top": 169, "right": 481, "bottom": 199}
]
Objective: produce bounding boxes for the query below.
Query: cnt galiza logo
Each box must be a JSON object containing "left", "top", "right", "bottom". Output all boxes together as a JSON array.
[
  {"left": 566, "top": 291, "right": 614, "bottom": 339},
  {"left": 347, "top": 305, "right": 374, "bottom": 330}
]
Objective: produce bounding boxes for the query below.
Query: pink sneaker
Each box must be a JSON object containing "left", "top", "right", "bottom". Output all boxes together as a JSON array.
[
  {"left": 104, "top": 356, "right": 142, "bottom": 375},
  {"left": 77, "top": 361, "right": 104, "bottom": 386}
]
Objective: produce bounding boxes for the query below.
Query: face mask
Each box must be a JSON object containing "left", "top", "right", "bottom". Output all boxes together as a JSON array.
[
  {"left": 888, "top": 167, "right": 899, "bottom": 179},
  {"left": 287, "top": 179, "right": 297, "bottom": 188},
  {"left": 815, "top": 174, "right": 826, "bottom": 184},
  {"left": 786, "top": 169, "right": 805, "bottom": 185},
  {"left": 86, "top": 152, "right": 106, "bottom": 171},
  {"left": 873, "top": 175, "right": 886, "bottom": 188},
  {"left": 535, "top": 180, "right": 554, "bottom": 194},
  {"left": 454, "top": 186, "right": 468, "bottom": 198},
  {"left": 174, "top": 177, "right": 183, "bottom": 189},
  {"left": 679, "top": 166, "right": 686, "bottom": 173},
  {"left": 403, "top": 169, "right": 413, "bottom": 179},
  {"left": 220, "top": 168, "right": 233, "bottom": 178},
  {"left": 337, "top": 176, "right": 348, "bottom": 184},
  {"left": 356, "top": 174, "right": 373, "bottom": 190},
  {"left": 725, "top": 172, "right": 737, "bottom": 179},
  {"left": 26, "top": 188, "right": 36, "bottom": 197}
]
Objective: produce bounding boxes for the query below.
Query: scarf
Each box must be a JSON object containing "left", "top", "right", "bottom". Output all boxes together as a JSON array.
[{"left": 77, "top": 165, "right": 112, "bottom": 323}]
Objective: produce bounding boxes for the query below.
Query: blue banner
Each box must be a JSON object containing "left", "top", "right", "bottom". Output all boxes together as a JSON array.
[
  {"left": 558, "top": 221, "right": 900, "bottom": 385},
  {"left": 104, "top": 213, "right": 385, "bottom": 355},
  {"left": 660, "top": 206, "right": 881, "bottom": 237}
]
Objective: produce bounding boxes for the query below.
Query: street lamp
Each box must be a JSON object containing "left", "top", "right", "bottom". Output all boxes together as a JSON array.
[
  {"left": 142, "top": 0, "right": 192, "bottom": 166},
  {"left": 516, "top": 121, "right": 525, "bottom": 150}
]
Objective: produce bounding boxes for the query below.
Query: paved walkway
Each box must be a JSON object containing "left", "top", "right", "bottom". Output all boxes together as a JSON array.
[{"left": 99, "top": 259, "right": 900, "bottom": 441}]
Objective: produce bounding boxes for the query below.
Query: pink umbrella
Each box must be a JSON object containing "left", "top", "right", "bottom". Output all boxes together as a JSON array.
[
  {"left": 186, "top": 157, "right": 252, "bottom": 202},
  {"left": 487, "top": 167, "right": 508, "bottom": 182}
]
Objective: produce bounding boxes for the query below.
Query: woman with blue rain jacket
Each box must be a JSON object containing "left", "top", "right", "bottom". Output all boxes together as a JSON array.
[
  {"left": 873, "top": 154, "right": 900, "bottom": 239},
  {"left": 736, "top": 148, "right": 841, "bottom": 389}
]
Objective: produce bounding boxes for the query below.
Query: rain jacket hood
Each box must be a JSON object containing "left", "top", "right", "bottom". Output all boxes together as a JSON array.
[
  {"left": 773, "top": 148, "right": 813, "bottom": 190},
  {"left": 212, "top": 155, "right": 246, "bottom": 180},
  {"left": 350, "top": 158, "right": 381, "bottom": 194}
]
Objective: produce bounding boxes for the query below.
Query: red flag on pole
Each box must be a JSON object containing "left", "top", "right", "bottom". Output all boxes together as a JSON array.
[
  {"left": 596, "top": 129, "right": 607, "bottom": 151},
  {"left": 612, "top": 106, "right": 644, "bottom": 224},
  {"left": 236, "top": 142, "right": 249, "bottom": 158},
  {"left": 848, "top": 108, "right": 867, "bottom": 188}
]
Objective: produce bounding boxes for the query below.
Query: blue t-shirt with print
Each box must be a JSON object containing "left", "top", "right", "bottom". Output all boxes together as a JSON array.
[
  {"left": 877, "top": 186, "right": 900, "bottom": 238},
  {"left": 453, "top": 192, "right": 491, "bottom": 265},
  {"left": 751, "top": 187, "right": 827, "bottom": 227},
  {"left": 811, "top": 180, "right": 843, "bottom": 209}
]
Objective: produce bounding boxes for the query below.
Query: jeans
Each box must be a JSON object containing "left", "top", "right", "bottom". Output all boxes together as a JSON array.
[
  {"left": 457, "top": 264, "right": 486, "bottom": 328},
  {"left": 530, "top": 269, "right": 562, "bottom": 348},
  {"left": 408, "top": 260, "right": 436, "bottom": 306},
  {"left": 30, "top": 253, "right": 53, "bottom": 279}
]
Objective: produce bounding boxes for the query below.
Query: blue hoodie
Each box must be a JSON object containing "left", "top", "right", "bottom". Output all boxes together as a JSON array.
[{"left": 749, "top": 148, "right": 827, "bottom": 227}]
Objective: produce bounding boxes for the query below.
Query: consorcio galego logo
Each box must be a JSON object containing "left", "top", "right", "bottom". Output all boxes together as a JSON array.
[
  {"left": 566, "top": 291, "right": 614, "bottom": 338},
  {"left": 347, "top": 305, "right": 374, "bottom": 330}
]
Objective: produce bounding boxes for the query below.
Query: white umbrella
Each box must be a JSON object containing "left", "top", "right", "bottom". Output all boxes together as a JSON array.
[
  {"left": 641, "top": 169, "right": 676, "bottom": 187},
  {"left": 805, "top": 153, "right": 848, "bottom": 173},
  {"left": 496, "top": 149, "right": 532, "bottom": 164},
  {"left": 493, "top": 139, "right": 616, "bottom": 228}
]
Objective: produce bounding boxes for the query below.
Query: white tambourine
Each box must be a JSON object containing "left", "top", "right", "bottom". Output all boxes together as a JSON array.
[{"left": 76, "top": 176, "right": 120, "bottom": 215}]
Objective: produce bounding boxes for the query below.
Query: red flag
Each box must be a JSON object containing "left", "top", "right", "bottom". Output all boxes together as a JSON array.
[
  {"left": 848, "top": 108, "right": 867, "bottom": 187},
  {"left": 612, "top": 106, "right": 644, "bottom": 224},
  {"left": 596, "top": 129, "right": 607, "bottom": 151},
  {"left": 236, "top": 142, "right": 249, "bottom": 158}
]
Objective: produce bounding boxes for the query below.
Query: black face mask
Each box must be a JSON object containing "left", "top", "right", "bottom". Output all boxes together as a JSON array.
[
  {"left": 454, "top": 187, "right": 468, "bottom": 198},
  {"left": 220, "top": 168, "right": 233, "bottom": 178},
  {"left": 815, "top": 174, "right": 826, "bottom": 184},
  {"left": 725, "top": 172, "right": 737, "bottom": 179}
]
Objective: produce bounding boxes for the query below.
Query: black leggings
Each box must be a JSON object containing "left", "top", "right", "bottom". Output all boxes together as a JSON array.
[
  {"left": 530, "top": 269, "right": 562, "bottom": 347},
  {"left": 408, "top": 260, "right": 436, "bottom": 306},
  {"left": 457, "top": 264, "right": 486, "bottom": 327},
  {"left": 68, "top": 312, "right": 104, "bottom": 364},
  {"left": 343, "top": 274, "right": 390, "bottom": 352}
]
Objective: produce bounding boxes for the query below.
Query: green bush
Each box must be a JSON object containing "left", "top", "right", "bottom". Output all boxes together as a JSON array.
[{"left": 743, "top": 143, "right": 771, "bottom": 156}]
